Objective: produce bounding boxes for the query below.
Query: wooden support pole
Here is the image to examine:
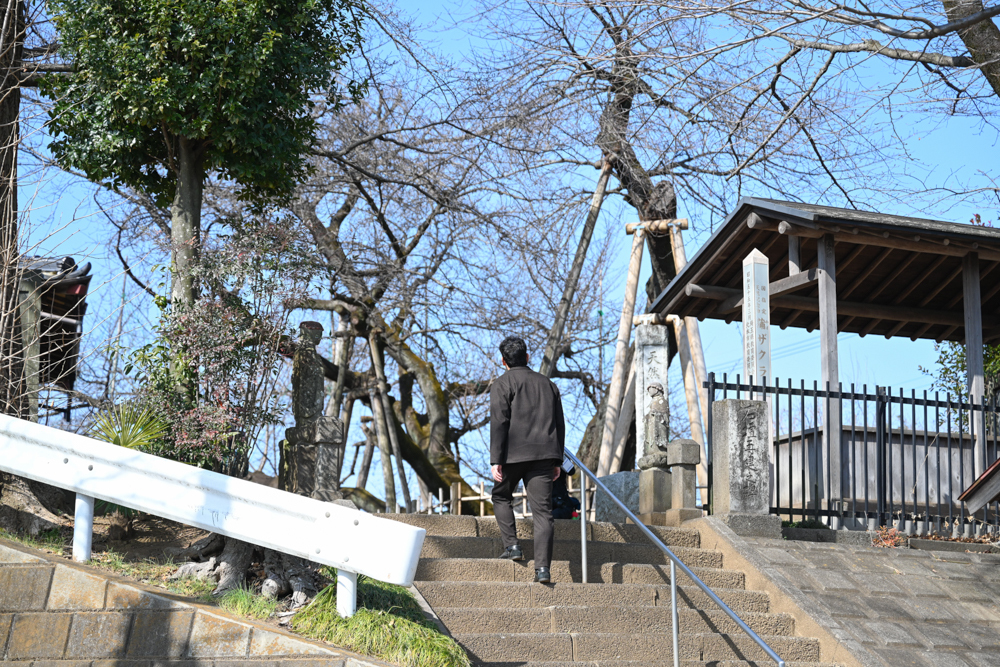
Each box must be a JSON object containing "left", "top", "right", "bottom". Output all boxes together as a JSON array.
[
  {"left": 817, "top": 234, "right": 842, "bottom": 515},
  {"left": 788, "top": 237, "right": 801, "bottom": 276},
  {"left": 540, "top": 161, "right": 614, "bottom": 377},
  {"left": 597, "top": 229, "right": 646, "bottom": 477},
  {"left": 368, "top": 387, "right": 397, "bottom": 512},
  {"left": 964, "top": 252, "right": 986, "bottom": 477},
  {"left": 609, "top": 359, "right": 636, "bottom": 473},
  {"left": 668, "top": 224, "right": 710, "bottom": 483},
  {"left": 450, "top": 481, "right": 462, "bottom": 515},
  {"left": 18, "top": 278, "right": 40, "bottom": 421},
  {"left": 672, "top": 316, "right": 708, "bottom": 489},
  {"left": 355, "top": 424, "right": 376, "bottom": 490},
  {"left": 370, "top": 333, "right": 411, "bottom": 512}
]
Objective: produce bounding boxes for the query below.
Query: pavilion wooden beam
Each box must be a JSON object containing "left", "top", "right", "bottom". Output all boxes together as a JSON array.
[
  {"left": 770, "top": 223, "right": 1000, "bottom": 262},
  {"left": 919, "top": 264, "right": 964, "bottom": 307},
  {"left": 945, "top": 260, "right": 999, "bottom": 309},
  {"left": 779, "top": 220, "right": 826, "bottom": 238},
  {"left": 964, "top": 252, "right": 986, "bottom": 477},
  {"left": 683, "top": 283, "right": 1000, "bottom": 329},
  {"left": 716, "top": 268, "right": 819, "bottom": 314},
  {"left": 841, "top": 247, "right": 893, "bottom": 300},
  {"left": 844, "top": 252, "right": 923, "bottom": 333}
]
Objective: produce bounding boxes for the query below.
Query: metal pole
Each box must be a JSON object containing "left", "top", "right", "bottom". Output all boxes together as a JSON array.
[
  {"left": 73, "top": 493, "right": 94, "bottom": 562},
  {"left": 580, "top": 468, "right": 588, "bottom": 584},
  {"left": 337, "top": 569, "right": 358, "bottom": 618},
  {"left": 671, "top": 560, "right": 679, "bottom": 667}
]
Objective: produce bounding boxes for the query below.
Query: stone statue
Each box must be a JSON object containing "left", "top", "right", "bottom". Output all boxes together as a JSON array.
[
  {"left": 281, "top": 321, "right": 344, "bottom": 501},
  {"left": 638, "top": 383, "right": 670, "bottom": 470}
]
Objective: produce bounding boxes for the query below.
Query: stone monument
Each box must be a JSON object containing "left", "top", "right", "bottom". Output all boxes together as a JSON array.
[
  {"left": 281, "top": 321, "right": 345, "bottom": 501},
  {"left": 636, "top": 383, "right": 701, "bottom": 526},
  {"left": 635, "top": 324, "right": 670, "bottom": 459},
  {"left": 711, "top": 399, "right": 780, "bottom": 537},
  {"left": 637, "top": 383, "right": 671, "bottom": 522}
]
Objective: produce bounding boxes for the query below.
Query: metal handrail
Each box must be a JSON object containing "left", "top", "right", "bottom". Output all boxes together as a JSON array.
[{"left": 565, "top": 450, "right": 785, "bottom": 667}]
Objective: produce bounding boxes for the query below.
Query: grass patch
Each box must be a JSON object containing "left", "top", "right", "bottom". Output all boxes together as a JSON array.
[
  {"left": 0, "top": 526, "right": 67, "bottom": 554},
  {"left": 218, "top": 586, "right": 279, "bottom": 619},
  {"left": 166, "top": 575, "right": 217, "bottom": 602},
  {"left": 292, "top": 572, "right": 470, "bottom": 667}
]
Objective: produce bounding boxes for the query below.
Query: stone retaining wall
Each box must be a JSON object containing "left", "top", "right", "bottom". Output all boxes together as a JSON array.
[{"left": 0, "top": 538, "right": 386, "bottom": 667}]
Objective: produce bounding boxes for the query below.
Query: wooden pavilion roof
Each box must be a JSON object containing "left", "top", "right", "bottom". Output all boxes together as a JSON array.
[{"left": 648, "top": 198, "right": 1000, "bottom": 344}]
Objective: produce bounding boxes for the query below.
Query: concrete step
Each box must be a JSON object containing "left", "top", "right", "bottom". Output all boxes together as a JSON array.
[
  {"left": 416, "top": 558, "right": 745, "bottom": 589},
  {"left": 455, "top": 631, "right": 821, "bottom": 663},
  {"left": 436, "top": 606, "right": 795, "bottom": 636},
  {"left": 420, "top": 536, "right": 724, "bottom": 569},
  {"left": 415, "top": 581, "right": 771, "bottom": 615},
  {"left": 385, "top": 514, "right": 702, "bottom": 548}
]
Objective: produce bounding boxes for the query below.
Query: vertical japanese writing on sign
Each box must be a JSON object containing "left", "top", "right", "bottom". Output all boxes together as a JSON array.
[{"left": 742, "top": 249, "right": 771, "bottom": 384}]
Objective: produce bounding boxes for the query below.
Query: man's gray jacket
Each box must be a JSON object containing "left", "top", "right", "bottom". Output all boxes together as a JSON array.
[{"left": 490, "top": 365, "right": 565, "bottom": 465}]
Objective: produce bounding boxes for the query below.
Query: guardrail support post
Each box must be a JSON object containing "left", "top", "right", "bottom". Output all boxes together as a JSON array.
[
  {"left": 73, "top": 493, "right": 94, "bottom": 562},
  {"left": 579, "top": 469, "right": 587, "bottom": 584},
  {"left": 337, "top": 569, "right": 358, "bottom": 618}
]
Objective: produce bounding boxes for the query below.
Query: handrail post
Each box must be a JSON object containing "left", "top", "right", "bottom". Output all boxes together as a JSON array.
[
  {"left": 671, "top": 560, "right": 679, "bottom": 667},
  {"left": 579, "top": 468, "right": 588, "bottom": 584},
  {"left": 337, "top": 569, "right": 358, "bottom": 618},
  {"left": 73, "top": 493, "right": 94, "bottom": 562}
]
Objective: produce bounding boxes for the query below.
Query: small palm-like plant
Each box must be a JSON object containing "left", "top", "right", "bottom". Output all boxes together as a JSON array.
[
  {"left": 90, "top": 402, "right": 168, "bottom": 451},
  {"left": 89, "top": 402, "right": 170, "bottom": 526}
]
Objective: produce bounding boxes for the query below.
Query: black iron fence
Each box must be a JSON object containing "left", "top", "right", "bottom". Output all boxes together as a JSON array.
[{"left": 704, "top": 373, "right": 1000, "bottom": 536}]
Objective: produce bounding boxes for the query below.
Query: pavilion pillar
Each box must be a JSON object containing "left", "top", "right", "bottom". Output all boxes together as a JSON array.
[
  {"left": 963, "top": 252, "right": 986, "bottom": 477},
  {"left": 817, "top": 234, "right": 843, "bottom": 523},
  {"left": 788, "top": 237, "right": 801, "bottom": 276}
]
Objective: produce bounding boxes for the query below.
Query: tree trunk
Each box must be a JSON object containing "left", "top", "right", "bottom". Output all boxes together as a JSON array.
[
  {"left": 0, "top": 0, "right": 23, "bottom": 418},
  {"left": 941, "top": 0, "right": 1000, "bottom": 98},
  {"left": 170, "top": 137, "right": 204, "bottom": 308},
  {"left": 212, "top": 537, "right": 254, "bottom": 595},
  {"left": 540, "top": 160, "right": 613, "bottom": 377},
  {"left": 169, "top": 136, "right": 205, "bottom": 401}
]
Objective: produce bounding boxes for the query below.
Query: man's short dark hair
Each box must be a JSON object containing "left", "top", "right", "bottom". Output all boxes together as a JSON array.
[{"left": 499, "top": 336, "right": 528, "bottom": 368}]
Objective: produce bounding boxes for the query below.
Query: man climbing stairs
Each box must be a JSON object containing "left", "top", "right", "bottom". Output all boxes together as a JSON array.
[{"left": 389, "top": 514, "right": 845, "bottom": 667}]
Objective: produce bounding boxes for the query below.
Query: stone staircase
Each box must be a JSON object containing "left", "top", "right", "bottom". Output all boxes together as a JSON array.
[{"left": 388, "top": 514, "right": 843, "bottom": 667}]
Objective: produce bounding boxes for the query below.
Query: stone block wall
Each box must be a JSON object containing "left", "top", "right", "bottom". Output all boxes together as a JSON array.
[{"left": 0, "top": 538, "right": 387, "bottom": 666}]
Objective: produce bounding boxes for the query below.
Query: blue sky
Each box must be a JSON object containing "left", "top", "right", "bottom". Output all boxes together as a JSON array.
[{"left": 18, "top": 0, "right": 999, "bottom": 497}]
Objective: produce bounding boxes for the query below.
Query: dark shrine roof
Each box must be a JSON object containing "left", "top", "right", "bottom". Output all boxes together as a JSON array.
[
  {"left": 21, "top": 256, "right": 92, "bottom": 391},
  {"left": 648, "top": 198, "right": 1000, "bottom": 344}
]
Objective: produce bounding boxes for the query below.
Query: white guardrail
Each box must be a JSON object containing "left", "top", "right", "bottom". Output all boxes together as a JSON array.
[{"left": 0, "top": 414, "right": 426, "bottom": 618}]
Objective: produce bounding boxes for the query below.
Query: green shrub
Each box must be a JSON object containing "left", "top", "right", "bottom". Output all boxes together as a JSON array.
[{"left": 292, "top": 573, "right": 470, "bottom": 667}]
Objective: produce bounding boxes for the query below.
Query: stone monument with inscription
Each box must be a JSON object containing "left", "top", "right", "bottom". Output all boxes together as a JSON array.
[
  {"left": 636, "top": 384, "right": 702, "bottom": 526},
  {"left": 635, "top": 323, "right": 670, "bottom": 458},
  {"left": 711, "top": 399, "right": 780, "bottom": 537},
  {"left": 281, "top": 321, "right": 345, "bottom": 501}
]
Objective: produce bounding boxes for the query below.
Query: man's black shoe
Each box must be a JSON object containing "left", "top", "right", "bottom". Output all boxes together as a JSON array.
[
  {"left": 535, "top": 567, "right": 551, "bottom": 583},
  {"left": 499, "top": 545, "right": 524, "bottom": 561}
]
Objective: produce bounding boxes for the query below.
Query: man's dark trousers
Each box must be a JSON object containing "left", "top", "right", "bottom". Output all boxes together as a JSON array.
[{"left": 491, "top": 459, "right": 557, "bottom": 569}]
